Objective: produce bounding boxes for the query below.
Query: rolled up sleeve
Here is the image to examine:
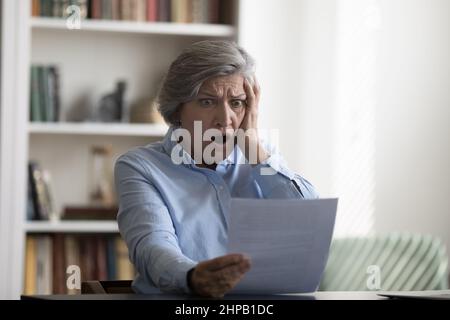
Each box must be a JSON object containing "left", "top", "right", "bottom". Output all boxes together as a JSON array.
[{"left": 115, "top": 155, "right": 197, "bottom": 293}]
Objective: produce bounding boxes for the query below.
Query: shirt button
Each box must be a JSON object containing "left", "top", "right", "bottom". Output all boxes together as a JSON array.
[{"left": 219, "top": 186, "right": 224, "bottom": 191}]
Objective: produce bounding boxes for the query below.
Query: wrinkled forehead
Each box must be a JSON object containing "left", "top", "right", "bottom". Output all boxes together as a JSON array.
[{"left": 199, "top": 74, "right": 245, "bottom": 96}]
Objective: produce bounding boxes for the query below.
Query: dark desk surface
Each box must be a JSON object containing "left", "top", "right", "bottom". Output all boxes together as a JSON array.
[{"left": 21, "top": 291, "right": 386, "bottom": 300}]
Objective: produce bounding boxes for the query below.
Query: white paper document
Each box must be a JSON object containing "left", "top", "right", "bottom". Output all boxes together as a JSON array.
[{"left": 227, "top": 198, "right": 338, "bottom": 294}]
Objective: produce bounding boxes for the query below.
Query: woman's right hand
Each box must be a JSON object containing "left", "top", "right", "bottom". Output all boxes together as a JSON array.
[{"left": 189, "top": 253, "right": 251, "bottom": 298}]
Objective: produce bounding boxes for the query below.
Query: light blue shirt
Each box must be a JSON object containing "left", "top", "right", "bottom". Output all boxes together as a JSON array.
[{"left": 114, "top": 127, "right": 319, "bottom": 294}]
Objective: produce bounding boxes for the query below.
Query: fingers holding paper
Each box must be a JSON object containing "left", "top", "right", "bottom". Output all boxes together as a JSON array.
[{"left": 189, "top": 253, "right": 251, "bottom": 298}]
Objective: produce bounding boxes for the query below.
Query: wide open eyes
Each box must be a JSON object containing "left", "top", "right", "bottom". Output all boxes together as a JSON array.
[
  {"left": 230, "top": 99, "right": 247, "bottom": 109},
  {"left": 198, "top": 98, "right": 246, "bottom": 109},
  {"left": 198, "top": 98, "right": 215, "bottom": 107}
]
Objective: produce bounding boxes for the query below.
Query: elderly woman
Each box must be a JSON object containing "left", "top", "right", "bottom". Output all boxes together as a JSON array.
[{"left": 115, "top": 40, "right": 318, "bottom": 297}]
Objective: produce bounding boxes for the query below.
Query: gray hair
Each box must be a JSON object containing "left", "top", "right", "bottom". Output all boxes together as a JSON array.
[{"left": 156, "top": 40, "right": 256, "bottom": 125}]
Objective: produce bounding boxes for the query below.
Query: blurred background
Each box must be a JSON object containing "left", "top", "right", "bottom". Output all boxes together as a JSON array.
[{"left": 0, "top": 0, "right": 448, "bottom": 299}]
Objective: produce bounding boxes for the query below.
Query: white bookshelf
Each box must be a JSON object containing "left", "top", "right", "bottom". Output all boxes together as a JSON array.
[
  {"left": 31, "top": 17, "right": 236, "bottom": 37},
  {"left": 0, "top": 0, "right": 242, "bottom": 299},
  {"left": 25, "top": 220, "right": 119, "bottom": 233},
  {"left": 29, "top": 122, "right": 168, "bottom": 136}
]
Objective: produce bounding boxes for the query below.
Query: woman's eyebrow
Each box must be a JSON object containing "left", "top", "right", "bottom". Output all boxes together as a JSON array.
[
  {"left": 197, "top": 92, "right": 246, "bottom": 98},
  {"left": 197, "top": 92, "right": 217, "bottom": 97}
]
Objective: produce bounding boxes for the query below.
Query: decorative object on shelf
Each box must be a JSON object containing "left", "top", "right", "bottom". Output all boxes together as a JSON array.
[
  {"left": 89, "top": 144, "right": 115, "bottom": 207},
  {"left": 93, "top": 80, "right": 127, "bottom": 122},
  {"left": 129, "top": 98, "right": 165, "bottom": 124},
  {"left": 62, "top": 206, "right": 118, "bottom": 220}
]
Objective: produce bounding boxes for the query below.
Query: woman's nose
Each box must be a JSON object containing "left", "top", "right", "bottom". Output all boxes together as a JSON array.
[{"left": 214, "top": 103, "right": 233, "bottom": 129}]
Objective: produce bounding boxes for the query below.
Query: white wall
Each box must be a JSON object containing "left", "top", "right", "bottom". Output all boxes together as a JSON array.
[
  {"left": 374, "top": 0, "right": 450, "bottom": 248},
  {"left": 238, "top": 0, "right": 305, "bottom": 165},
  {"left": 239, "top": 0, "right": 450, "bottom": 256},
  {"left": 238, "top": 0, "right": 337, "bottom": 194}
]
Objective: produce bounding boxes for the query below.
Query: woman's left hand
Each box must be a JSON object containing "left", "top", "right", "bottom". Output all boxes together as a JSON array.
[{"left": 238, "top": 77, "right": 269, "bottom": 165}]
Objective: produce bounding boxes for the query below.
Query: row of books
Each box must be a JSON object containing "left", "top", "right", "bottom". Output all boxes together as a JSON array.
[
  {"left": 24, "top": 234, "right": 135, "bottom": 294},
  {"left": 31, "top": 0, "right": 234, "bottom": 24},
  {"left": 30, "top": 65, "right": 61, "bottom": 122}
]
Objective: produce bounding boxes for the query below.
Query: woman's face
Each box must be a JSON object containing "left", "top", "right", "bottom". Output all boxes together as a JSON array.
[{"left": 179, "top": 74, "right": 248, "bottom": 161}]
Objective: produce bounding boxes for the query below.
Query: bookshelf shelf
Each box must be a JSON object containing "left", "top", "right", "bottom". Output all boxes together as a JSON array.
[
  {"left": 30, "top": 17, "right": 236, "bottom": 37},
  {"left": 25, "top": 220, "right": 119, "bottom": 233},
  {"left": 28, "top": 122, "right": 169, "bottom": 136}
]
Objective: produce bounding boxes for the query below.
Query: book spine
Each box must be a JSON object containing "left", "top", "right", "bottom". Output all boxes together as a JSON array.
[
  {"left": 158, "top": 0, "right": 170, "bottom": 22},
  {"left": 79, "top": 236, "right": 95, "bottom": 281},
  {"left": 46, "top": 66, "right": 56, "bottom": 122},
  {"left": 37, "top": 66, "right": 48, "bottom": 122},
  {"left": 219, "top": 0, "right": 234, "bottom": 25},
  {"left": 106, "top": 237, "right": 117, "bottom": 280},
  {"left": 111, "top": 0, "right": 121, "bottom": 20},
  {"left": 91, "top": 0, "right": 101, "bottom": 19},
  {"left": 115, "top": 237, "right": 135, "bottom": 280},
  {"left": 32, "top": 0, "right": 41, "bottom": 17},
  {"left": 136, "top": 0, "right": 147, "bottom": 22},
  {"left": 208, "top": 0, "right": 219, "bottom": 24},
  {"left": 147, "top": 0, "right": 158, "bottom": 22},
  {"left": 53, "top": 234, "right": 67, "bottom": 294},
  {"left": 27, "top": 177, "right": 37, "bottom": 221},
  {"left": 41, "top": 0, "right": 53, "bottom": 17},
  {"left": 49, "top": 66, "right": 61, "bottom": 122},
  {"left": 185, "top": 0, "right": 194, "bottom": 23},
  {"left": 29, "top": 162, "right": 54, "bottom": 220},
  {"left": 28, "top": 162, "right": 42, "bottom": 219},
  {"left": 24, "top": 236, "right": 37, "bottom": 295},
  {"left": 51, "top": 0, "right": 62, "bottom": 18},
  {"left": 30, "top": 65, "right": 42, "bottom": 122},
  {"left": 101, "top": 0, "right": 112, "bottom": 19},
  {"left": 78, "top": 0, "right": 88, "bottom": 18},
  {"left": 170, "top": 0, "right": 180, "bottom": 23},
  {"left": 121, "top": 0, "right": 131, "bottom": 20},
  {"left": 95, "top": 237, "right": 108, "bottom": 280},
  {"left": 64, "top": 235, "right": 81, "bottom": 294},
  {"left": 36, "top": 236, "right": 53, "bottom": 294},
  {"left": 41, "top": 170, "right": 56, "bottom": 220},
  {"left": 191, "top": 0, "right": 203, "bottom": 23}
]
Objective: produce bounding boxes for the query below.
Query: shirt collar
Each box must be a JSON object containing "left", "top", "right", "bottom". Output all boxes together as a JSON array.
[{"left": 161, "top": 126, "right": 244, "bottom": 167}]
